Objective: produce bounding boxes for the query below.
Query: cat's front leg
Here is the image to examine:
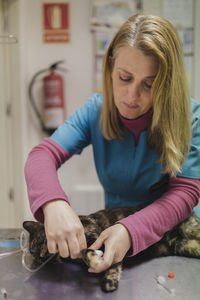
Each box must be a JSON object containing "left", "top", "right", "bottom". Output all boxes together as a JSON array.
[
  {"left": 101, "top": 262, "right": 122, "bottom": 292},
  {"left": 81, "top": 249, "right": 122, "bottom": 292}
]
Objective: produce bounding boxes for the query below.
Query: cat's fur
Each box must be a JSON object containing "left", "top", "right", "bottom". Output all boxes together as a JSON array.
[{"left": 23, "top": 207, "right": 200, "bottom": 292}]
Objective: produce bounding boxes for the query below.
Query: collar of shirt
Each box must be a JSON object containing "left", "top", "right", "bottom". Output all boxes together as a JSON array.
[{"left": 119, "top": 108, "right": 153, "bottom": 145}]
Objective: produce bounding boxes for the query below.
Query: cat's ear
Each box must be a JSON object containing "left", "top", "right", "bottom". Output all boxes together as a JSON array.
[{"left": 23, "top": 221, "right": 41, "bottom": 234}]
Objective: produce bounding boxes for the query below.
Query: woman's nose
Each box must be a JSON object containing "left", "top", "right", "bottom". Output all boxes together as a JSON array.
[{"left": 128, "top": 83, "right": 140, "bottom": 100}]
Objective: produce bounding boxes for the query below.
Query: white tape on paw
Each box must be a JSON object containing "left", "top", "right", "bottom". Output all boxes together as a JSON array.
[{"left": 95, "top": 250, "right": 103, "bottom": 257}]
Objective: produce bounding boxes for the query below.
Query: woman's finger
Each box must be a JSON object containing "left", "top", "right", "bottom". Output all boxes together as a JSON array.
[
  {"left": 47, "top": 238, "right": 58, "bottom": 254},
  {"left": 77, "top": 231, "right": 87, "bottom": 252},
  {"left": 57, "top": 239, "right": 69, "bottom": 258},
  {"left": 89, "top": 234, "right": 104, "bottom": 251},
  {"left": 66, "top": 235, "right": 82, "bottom": 259}
]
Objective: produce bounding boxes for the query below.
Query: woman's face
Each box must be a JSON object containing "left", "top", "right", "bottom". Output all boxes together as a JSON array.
[{"left": 111, "top": 47, "right": 158, "bottom": 119}]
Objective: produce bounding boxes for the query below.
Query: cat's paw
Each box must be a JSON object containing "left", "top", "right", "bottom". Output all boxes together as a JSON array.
[
  {"left": 101, "top": 263, "right": 122, "bottom": 292},
  {"left": 101, "top": 277, "right": 119, "bottom": 292},
  {"left": 81, "top": 249, "right": 102, "bottom": 269}
]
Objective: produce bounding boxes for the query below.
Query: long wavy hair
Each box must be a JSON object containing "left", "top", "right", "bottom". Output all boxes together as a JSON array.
[{"left": 100, "top": 14, "right": 191, "bottom": 177}]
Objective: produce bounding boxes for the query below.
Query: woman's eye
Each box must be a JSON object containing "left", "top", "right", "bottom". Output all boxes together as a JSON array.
[
  {"left": 143, "top": 81, "right": 152, "bottom": 89},
  {"left": 119, "top": 75, "right": 132, "bottom": 82}
]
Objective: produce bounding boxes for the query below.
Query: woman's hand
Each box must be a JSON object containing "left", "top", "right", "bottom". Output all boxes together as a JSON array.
[
  {"left": 88, "top": 224, "right": 132, "bottom": 273},
  {"left": 42, "top": 200, "right": 87, "bottom": 259}
]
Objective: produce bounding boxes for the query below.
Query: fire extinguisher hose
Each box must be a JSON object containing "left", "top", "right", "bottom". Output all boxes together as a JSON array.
[
  {"left": 28, "top": 68, "right": 49, "bottom": 132},
  {"left": 28, "top": 60, "right": 67, "bottom": 135}
]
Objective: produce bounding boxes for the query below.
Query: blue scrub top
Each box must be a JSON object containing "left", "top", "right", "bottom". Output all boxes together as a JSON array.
[{"left": 51, "top": 94, "right": 200, "bottom": 209}]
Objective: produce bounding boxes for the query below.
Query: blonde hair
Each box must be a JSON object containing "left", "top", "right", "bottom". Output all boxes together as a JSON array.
[{"left": 100, "top": 14, "right": 191, "bottom": 177}]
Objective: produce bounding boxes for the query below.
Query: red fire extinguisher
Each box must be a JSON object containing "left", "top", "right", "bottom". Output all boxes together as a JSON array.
[{"left": 29, "top": 60, "right": 67, "bottom": 135}]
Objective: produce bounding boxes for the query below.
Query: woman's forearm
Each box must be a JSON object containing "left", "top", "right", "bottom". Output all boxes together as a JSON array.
[
  {"left": 118, "top": 177, "right": 200, "bottom": 256},
  {"left": 24, "top": 138, "right": 71, "bottom": 222}
]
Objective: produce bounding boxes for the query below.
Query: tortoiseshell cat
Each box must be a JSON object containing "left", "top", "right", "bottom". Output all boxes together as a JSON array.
[{"left": 23, "top": 207, "right": 200, "bottom": 292}]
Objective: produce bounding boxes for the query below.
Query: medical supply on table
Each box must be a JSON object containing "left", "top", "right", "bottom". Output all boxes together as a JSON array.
[
  {"left": 1, "top": 288, "right": 7, "bottom": 298},
  {"left": 0, "top": 230, "right": 22, "bottom": 259},
  {"left": 155, "top": 275, "right": 175, "bottom": 295},
  {"left": 20, "top": 230, "right": 56, "bottom": 273}
]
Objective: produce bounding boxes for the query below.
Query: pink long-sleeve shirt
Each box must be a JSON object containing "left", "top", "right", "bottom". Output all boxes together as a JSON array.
[{"left": 25, "top": 113, "right": 200, "bottom": 256}]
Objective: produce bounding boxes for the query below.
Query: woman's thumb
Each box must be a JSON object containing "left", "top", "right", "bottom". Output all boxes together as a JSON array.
[{"left": 89, "top": 235, "right": 104, "bottom": 250}]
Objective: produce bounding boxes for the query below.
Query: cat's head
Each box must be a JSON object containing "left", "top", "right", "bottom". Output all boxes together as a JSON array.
[{"left": 23, "top": 221, "right": 50, "bottom": 262}]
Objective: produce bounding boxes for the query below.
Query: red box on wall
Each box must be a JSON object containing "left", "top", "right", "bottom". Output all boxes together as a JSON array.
[{"left": 43, "top": 3, "right": 70, "bottom": 43}]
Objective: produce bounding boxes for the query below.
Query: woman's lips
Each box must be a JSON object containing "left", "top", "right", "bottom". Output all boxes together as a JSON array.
[{"left": 123, "top": 102, "right": 139, "bottom": 109}]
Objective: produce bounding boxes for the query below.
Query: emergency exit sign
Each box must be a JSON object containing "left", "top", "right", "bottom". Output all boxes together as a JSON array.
[{"left": 43, "top": 3, "right": 70, "bottom": 43}]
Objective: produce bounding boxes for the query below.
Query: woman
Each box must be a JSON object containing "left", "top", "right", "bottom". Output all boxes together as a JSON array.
[{"left": 25, "top": 14, "right": 200, "bottom": 273}]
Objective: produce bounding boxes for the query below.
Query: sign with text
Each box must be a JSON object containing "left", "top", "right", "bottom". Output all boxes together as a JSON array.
[{"left": 43, "top": 3, "right": 70, "bottom": 43}]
